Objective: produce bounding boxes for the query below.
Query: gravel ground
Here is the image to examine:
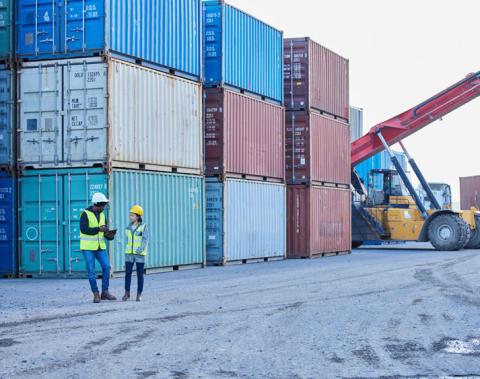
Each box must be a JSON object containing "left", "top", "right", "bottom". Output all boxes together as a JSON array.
[{"left": 1, "top": 244, "right": 480, "bottom": 378}]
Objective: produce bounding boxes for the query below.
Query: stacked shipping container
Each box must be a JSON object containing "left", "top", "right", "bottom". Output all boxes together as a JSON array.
[
  {"left": 284, "top": 37, "right": 351, "bottom": 258},
  {"left": 15, "top": 0, "right": 206, "bottom": 277},
  {"left": 460, "top": 175, "right": 480, "bottom": 210},
  {"left": 203, "top": 1, "right": 286, "bottom": 265},
  {"left": 0, "top": 0, "right": 16, "bottom": 277}
]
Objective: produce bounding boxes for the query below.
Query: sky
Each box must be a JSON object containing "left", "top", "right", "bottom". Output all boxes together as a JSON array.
[{"left": 227, "top": 0, "right": 480, "bottom": 203}]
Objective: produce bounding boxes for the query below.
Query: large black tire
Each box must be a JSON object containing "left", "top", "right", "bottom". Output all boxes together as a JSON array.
[
  {"left": 352, "top": 241, "right": 363, "bottom": 249},
  {"left": 465, "top": 216, "right": 480, "bottom": 249},
  {"left": 428, "top": 214, "right": 471, "bottom": 251}
]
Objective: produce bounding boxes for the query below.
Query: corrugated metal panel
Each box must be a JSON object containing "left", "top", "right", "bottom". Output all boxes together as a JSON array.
[
  {"left": 206, "top": 178, "right": 286, "bottom": 264},
  {"left": 287, "top": 185, "right": 351, "bottom": 258},
  {"left": 284, "top": 38, "right": 349, "bottom": 120},
  {"left": 0, "top": 0, "right": 13, "bottom": 60},
  {"left": 349, "top": 106, "right": 363, "bottom": 142},
  {"left": 203, "top": 1, "right": 283, "bottom": 103},
  {"left": 204, "top": 87, "right": 285, "bottom": 180},
  {"left": 460, "top": 175, "right": 480, "bottom": 210},
  {"left": 19, "top": 168, "right": 205, "bottom": 276},
  {"left": 0, "top": 171, "right": 16, "bottom": 276},
  {"left": 110, "top": 170, "right": 204, "bottom": 271},
  {"left": 0, "top": 65, "right": 14, "bottom": 165},
  {"left": 17, "top": 0, "right": 201, "bottom": 79},
  {"left": 18, "top": 57, "right": 202, "bottom": 172},
  {"left": 286, "top": 110, "right": 350, "bottom": 185}
]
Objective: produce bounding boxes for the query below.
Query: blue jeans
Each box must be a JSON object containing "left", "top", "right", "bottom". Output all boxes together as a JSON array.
[
  {"left": 125, "top": 261, "right": 145, "bottom": 294},
  {"left": 82, "top": 250, "right": 111, "bottom": 293}
]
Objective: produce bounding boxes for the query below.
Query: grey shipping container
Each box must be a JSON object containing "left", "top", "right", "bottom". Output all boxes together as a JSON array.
[
  {"left": 18, "top": 57, "right": 202, "bottom": 173},
  {"left": 0, "top": 64, "right": 14, "bottom": 167},
  {"left": 206, "top": 177, "right": 286, "bottom": 265},
  {"left": 349, "top": 106, "right": 363, "bottom": 142}
]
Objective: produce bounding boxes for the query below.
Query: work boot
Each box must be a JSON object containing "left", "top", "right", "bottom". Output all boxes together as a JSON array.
[
  {"left": 93, "top": 292, "right": 101, "bottom": 303},
  {"left": 136, "top": 293, "right": 142, "bottom": 302},
  {"left": 101, "top": 291, "right": 117, "bottom": 301},
  {"left": 122, "top": 291, "right": 130, "bottom": 301}
]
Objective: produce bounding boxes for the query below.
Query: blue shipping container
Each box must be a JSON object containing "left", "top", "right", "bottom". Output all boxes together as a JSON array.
[
  {"left": 0, "top": 171, "right": 16, "bottom": 277},
  {"left": 203, "top": 0, "right": 283, "bottom": 103},
  {"left": 0, "top": 64, "right": 13, "bottom": 166},
  {"left": 355, "top": 150, "right": 408, "bottom": 190},
  {"left": 17, "top": 0, "right": 201, "bottom": 80},
  {"left": 206, "top": 177, "right": 286, "bottom": 265},
  {"left": 19, "top": 168, "right": 205, "bottom": 276}
]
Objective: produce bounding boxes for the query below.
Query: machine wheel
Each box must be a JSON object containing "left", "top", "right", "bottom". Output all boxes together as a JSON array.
[
  {"left": 428, "top": 214, "right": 471, "bottom": 251},
  {"left": 352, "top": 241, "right": 363, "bottom": 249},
  {"left": 464, "top": 216, "right": 480, "bottom": 249}
]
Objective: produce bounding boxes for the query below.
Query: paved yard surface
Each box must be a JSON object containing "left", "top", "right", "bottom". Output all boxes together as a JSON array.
[{"left": 1, "top": 244, "right": 480, "bottom": 378}]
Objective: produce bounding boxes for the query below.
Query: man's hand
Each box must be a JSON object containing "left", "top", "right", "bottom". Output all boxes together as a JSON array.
[{"left": 99, "top": 225, "right": 109, "bottom": 232}]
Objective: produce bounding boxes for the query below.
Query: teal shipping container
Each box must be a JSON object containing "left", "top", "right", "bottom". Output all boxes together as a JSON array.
[
  {"left": 19, "top": 168, "right": 205, "bottom": 277},
  {"left": 0, "top": 0, "right": 13, "bottom": 60}
]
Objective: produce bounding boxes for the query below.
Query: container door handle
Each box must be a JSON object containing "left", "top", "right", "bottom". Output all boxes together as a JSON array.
[{"left": 86, "top": 136, "right": 99, "bottom": 142}]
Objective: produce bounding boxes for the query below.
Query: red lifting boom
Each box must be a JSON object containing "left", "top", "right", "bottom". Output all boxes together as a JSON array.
[{"left": 351, "top": 71, "right": 480, "bottom": 167}]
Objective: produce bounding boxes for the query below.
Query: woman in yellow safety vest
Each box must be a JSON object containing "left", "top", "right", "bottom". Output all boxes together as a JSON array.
[{"left": 122, "top": 205, "right": 148, "bottom": 302}]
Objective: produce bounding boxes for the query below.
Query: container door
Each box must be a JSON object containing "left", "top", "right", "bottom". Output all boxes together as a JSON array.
[
  {"left": 0, "top": 67, "right": 12, "bottom": 165},
  {"left": 17, "top": 0, "right": 59, "bottom": 56},
  {"left": 0, "top": 0, "right": 12, "bottom": 58},
  {"left": 20, "top": 173, "right": 64, "bottom": 274},
  {"left": 0, "top": 174, "right": 15, "bottom": 276},
  {"left": 205, "top": 179, "right": 224, "bottom": 264},
  {"left": 61, "top": 0, "right": 104, "bottom": 54},
  {"left": 63, "top": 61, "right": 107, "bottom": 166},
  {"left": 64, "top": 171, "right": 107, "bottom": 273},
  {"left": 203, "top": 3, "right": 223, "bottom": 85},
  {"left": 19, "top": 64, "right": 63, "bottom": 167}
]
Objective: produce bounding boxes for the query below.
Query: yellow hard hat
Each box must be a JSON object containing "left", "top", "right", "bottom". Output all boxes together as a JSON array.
[{"left": 130, "top": 205, "right": 144, "bottom": 216}]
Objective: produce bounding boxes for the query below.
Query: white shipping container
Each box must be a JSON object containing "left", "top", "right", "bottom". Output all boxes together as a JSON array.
[
  {"left": 349, "top": 106, "right": 363, "bottom": 142},
  {"left": 18, "top": 57, "right": 202, "bottom": 173}
]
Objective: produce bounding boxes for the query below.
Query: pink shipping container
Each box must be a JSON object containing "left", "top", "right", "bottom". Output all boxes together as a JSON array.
[
  {"left": 284, "top": 37, "right": 349, "bottom": 120},
  {"left": 287, "top": 185, "right": 351, "bottom": 258},
  {"left": 460, "top": 175, "right": 480, "bottom": 210},
  {"left": 286, "top": 110, "right": 350, "bottom": 186},
  {"left": 204, "top": 87, "right": 285, "bottom": 181}
]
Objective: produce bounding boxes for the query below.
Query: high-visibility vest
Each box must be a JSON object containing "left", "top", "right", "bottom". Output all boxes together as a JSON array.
[
  {"left": 125, "top": 224, "right": 147, "bottom": 256},
  {"left": 80, "top": 210, "right": 107, "bottom": 251}
]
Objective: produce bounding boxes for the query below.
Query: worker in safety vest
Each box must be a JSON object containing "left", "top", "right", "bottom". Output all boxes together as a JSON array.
[
  {"left": 122, "top": 205, "right": 148, "bottom": 302},
  {"left": 80, "top": 192, "right": 117, "bottom": 303}
]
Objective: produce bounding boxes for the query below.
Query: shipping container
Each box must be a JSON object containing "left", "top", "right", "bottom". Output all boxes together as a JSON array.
[
  {"left": 0, "top": 0, "right": 13, "bottom": 60},
  {"left": 460, "top": 175, "right": 480, "bottom": 210},
  {"left": 18, "top": 57, "right": 202, "bottom": 172},
  {"left": 286, "top": 110, "right": 350, "bottom": 186},
  {"left": 17, "top": 0, "right": 201, "bottom": 80},
  {"left": 206, "top": 178, "right": 286, "bottom": 265},
  {"left": 0, "top": 171, "right": 16, "bottom": 277},
  {"left": 354, "top": 150, "right": 408, "bottom": 190},
  {"left": 284, "top": 37, "right": 349, "bottom": 120},
  {"left": 204, "top": 87, "right": 285, "bottom": 181},
  {"left": 349, "top": 106, "right": 363, "bottom": 142},
  {"left": 19, "top": 168, "right": 205, "bottom": 276},
  {"left": 0, "top": 64, "right": 14, "bottom": 166},
  {"left": 287, "top": 185, "right": 351, "bottom": 258},
  {"left": 203, "top": 0, "right": 283, "bottom": 103}
]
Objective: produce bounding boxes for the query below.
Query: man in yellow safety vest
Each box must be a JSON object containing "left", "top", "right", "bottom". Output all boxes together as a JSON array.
[{"left": 80, "top": 192, "right": 117, "bottom": 303}]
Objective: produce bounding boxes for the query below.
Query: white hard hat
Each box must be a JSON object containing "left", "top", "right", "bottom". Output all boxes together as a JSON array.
[{"left": 92, "top": 192, "right": 109, "bottom": 205}]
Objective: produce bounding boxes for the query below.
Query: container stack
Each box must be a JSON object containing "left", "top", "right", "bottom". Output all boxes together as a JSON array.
[
  {"left": 0, "top": 0, "right": 16, "bottom": 278},
  {"left": 349, "top": 106, "right": 363, "bottom": 142},
  {"left": 16, "top": 0, "right": 205, "bottom": 277},
  {"left": 284, "top": 38, "right": 351, "bottom": 258},
  {"left": 203, "top": 1, "right": 286, "bottom": 265}
]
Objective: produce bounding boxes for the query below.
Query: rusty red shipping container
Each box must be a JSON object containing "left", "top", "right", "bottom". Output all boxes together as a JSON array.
[
  {"left": 285, "top": 110, "right": 350, "bottom": 186},
  {"left": 460, "top": 175, "right": 480, "bottom": 209},
  {"left": 287, "top": 185, "right": 351, "bottom": 258},
  {"left": 204, "top": 87, "right": 285, "bottom": 181},
  {"left": 284, "top": 37, "right": 349, "bottom": 120}
]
